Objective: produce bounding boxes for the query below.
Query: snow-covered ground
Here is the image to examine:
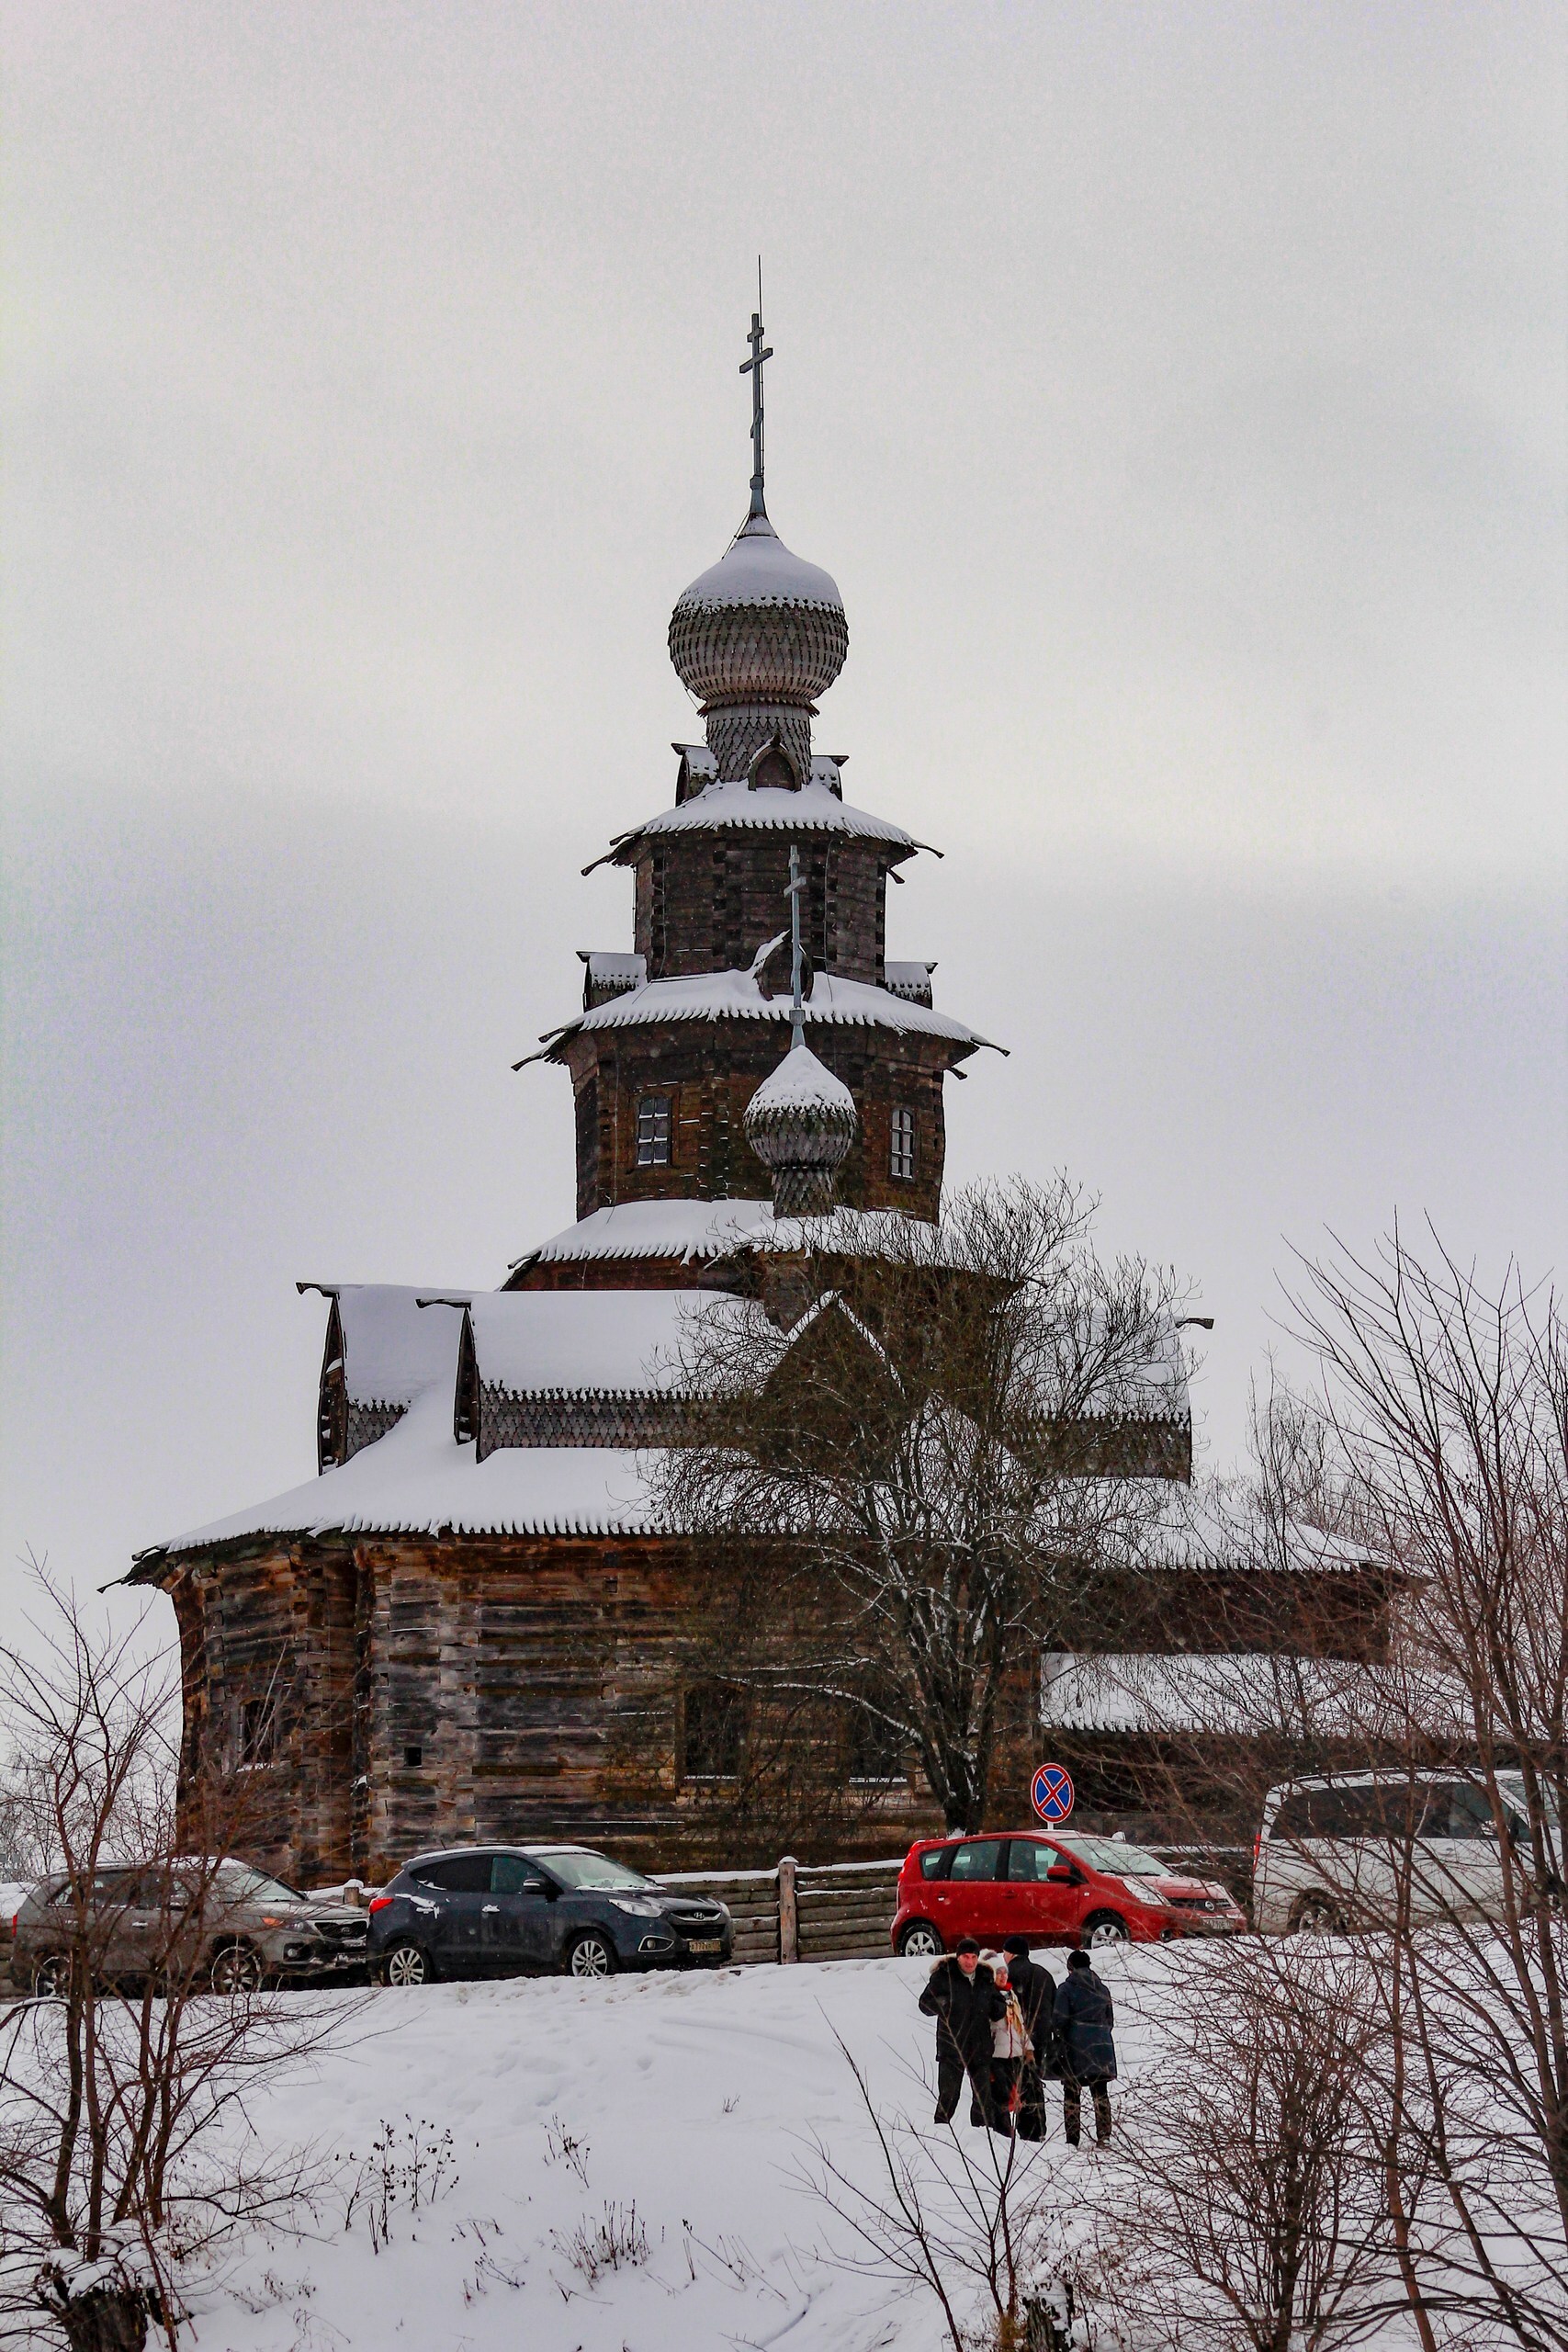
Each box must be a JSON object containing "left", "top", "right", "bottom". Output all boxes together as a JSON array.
[{"left": 183, "top": 1950, "right": 1183, "bottom": 2352}]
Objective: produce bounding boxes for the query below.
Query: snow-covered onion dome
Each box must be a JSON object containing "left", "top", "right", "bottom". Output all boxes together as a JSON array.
[
  {"left": 744, "top": 1040, "right": 858, "bottom": 1218},
  {"left": 669, "top": 511, "right": 849, "bottom": 786}
]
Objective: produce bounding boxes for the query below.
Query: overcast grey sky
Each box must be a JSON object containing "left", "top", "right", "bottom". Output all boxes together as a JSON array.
[{"left": 4, "top": 3, "right": 1565, "bottom": 1631}]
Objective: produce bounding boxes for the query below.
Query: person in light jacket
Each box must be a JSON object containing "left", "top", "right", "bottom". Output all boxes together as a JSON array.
[
  {"left": 1053, "top": 1948, "right": 1116, "bottom": 2145},
  {"left": 980, "top": 1951, "right": 1032, "bottom": 2134}
]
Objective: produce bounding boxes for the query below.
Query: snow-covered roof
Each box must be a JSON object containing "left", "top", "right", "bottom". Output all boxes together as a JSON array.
[
  {"left": 1039, "top": 1650, "right": 1387, "bottom": 1736},
  {"left": 1114, "top": 1485, "right": 1380, "bottom": 1573},
  {"left": 578, "top": 951, "right": 646, "bottom": 984},
  {"left": 671, "top": 517, "right": 842, "bottom": 616},
  {"left": 525, "top": 967, "right": 993, "bottom": 1061},
  {"left": 300, "top": 1284, "right": 468, "bottom": 1409},
  {"left": 467, "top": 1289, "right": 741, "bottom": 1396},
  {"left": 146, "top": 1386, "right": 666, "bottom": 1556},
  {"left": 510, "top": 1197, "right": 948, "bottom": 1272},
  {"left": 595, "top": 780, "right": 919, "bottom": 859},
  {"left": 884, "top": 960, "right": 935, "bottom": 1006}
]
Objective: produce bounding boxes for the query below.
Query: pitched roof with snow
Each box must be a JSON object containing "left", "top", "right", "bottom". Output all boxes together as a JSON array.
[
  {"left": 466, "top": 1288, "right": 739, "bottom": 1397},
  {"left": 302, "top": 1283, "right": 469, "bottom": 1410},
  {"left": 140, "top": 1387, "right": 666, "bottom": 1558}
]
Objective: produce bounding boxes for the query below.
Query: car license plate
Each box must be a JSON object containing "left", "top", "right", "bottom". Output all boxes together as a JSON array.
[{"left": 686, "top": 1938, "right": 722, "bottom": 1953}]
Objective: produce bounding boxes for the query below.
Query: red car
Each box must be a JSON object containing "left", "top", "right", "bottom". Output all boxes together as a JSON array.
[{"left": 891, "top": 1830, "right": 1247, "bottom": 1954}]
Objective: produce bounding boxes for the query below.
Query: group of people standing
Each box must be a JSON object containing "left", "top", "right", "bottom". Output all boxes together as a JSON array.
[{"left": 917, "top": 1936, "right": 1117, "bottom": 2146}]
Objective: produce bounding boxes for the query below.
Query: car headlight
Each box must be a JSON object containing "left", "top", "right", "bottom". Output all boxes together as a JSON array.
[
  {"left": 1125, "top": 1882, "right": 1171, "bottom": 1905},
  {"left": 607, "top": 1897, "right": 664, "bottom": 1917}
]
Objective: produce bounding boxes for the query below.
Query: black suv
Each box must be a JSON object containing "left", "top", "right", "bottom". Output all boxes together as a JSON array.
[{"left": 367, "top": 1844, "right": 732, "bottom": 1984}]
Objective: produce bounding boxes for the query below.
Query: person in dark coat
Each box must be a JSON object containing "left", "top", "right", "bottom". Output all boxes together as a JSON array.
[
  {"left": 919, "top": 1937, "right": 1003, "bottom": 2128},
  {"left": 1054, "top": 1948, "right": 1117, "bottom": 2145},
  {"left": 1002, "top": 1937, "right": 1058, "bottom": 2142}
]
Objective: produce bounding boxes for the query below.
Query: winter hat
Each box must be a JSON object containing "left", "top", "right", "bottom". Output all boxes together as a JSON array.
[
  {"left": 980, "top": 1950, "right": 1008, "bottom": 1979},
  {"left": 954, "top": 1936, "right": 980, "bottom": 1955},
  {"left": 1002, "top": 1936, "right": 1033, "bottom": 1958},
  {"left": 1067, "top": 1949, "right": 1091, "bottom": 1971}
]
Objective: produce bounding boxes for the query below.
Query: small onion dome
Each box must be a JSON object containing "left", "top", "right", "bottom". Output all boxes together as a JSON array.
[
  {"left": 669, "top": 511, "right": 849, "bottom": 709},
  {"left": 744, "top": 1041, "right": 858, "bottom": 1218}
]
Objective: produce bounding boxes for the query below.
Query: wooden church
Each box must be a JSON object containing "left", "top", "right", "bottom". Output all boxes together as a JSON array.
[{"left": 130, "top": 319, "right": 1390, "bottom": 1885}]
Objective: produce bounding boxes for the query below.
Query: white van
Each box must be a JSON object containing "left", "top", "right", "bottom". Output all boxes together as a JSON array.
[{"left": 1252, "top": 1770, "right": 1542, "bottom": 1935}]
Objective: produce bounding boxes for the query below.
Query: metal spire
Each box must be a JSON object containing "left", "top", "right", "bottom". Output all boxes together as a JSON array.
[
  {"left": 739, "top": 264, "right": 773, "bottom": 522},
  {"left": 786, "top": 842, "right": 807, "bottom": 1050}
]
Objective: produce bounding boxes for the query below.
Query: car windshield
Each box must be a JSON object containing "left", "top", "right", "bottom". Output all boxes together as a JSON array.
[
  {"left": 219, "top": 1867, "right": 305, "bottom": 1905},
  {"left": 541, "top": 1851, "right": 653, "bottom": 1893},
  {"left": 1055, "top": 1836, "right": 1168, "bottom": 1877}
]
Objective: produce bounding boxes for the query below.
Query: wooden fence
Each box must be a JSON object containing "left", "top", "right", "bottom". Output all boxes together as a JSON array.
[{"left": 655, "top": 1857, "right": 902, "bottom": 1966}]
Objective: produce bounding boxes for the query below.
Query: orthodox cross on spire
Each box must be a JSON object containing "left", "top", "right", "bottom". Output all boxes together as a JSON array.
[
  {"left": 739, "top": 275, "right": 773, "bottom": 521},
  {"left": 786, "top": 842, "right": 807, "bottom": 1050}
]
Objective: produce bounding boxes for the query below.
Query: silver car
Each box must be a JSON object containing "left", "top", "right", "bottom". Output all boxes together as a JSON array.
[
  {"left": 13, "top": 1859, "right": 368, "bottom": 1995},
  {"left": 1253, "top": 1770, "right": 1547, "bottom": 1935}
]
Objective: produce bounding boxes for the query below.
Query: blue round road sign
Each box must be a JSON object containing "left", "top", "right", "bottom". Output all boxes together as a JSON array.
[{"left": 1031, "top": 1763, "right": 1075, "bottom": 1824}]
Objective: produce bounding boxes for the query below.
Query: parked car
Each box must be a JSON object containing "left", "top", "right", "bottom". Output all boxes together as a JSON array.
[
  {"left": 12, "top": 1860, "right": 369, "bottom": 1995},
  {"left": 367, "top": 1844, "right": 733, "bottom": 1984},
  {"left": 1252, "top": 1770, "right": 1549, "bottom": 1935},
  {"left": 891, "top": 1829, "right": 1247, "bottom": 1954}
]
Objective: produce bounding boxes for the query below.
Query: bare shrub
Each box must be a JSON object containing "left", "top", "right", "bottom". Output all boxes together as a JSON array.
[
  {"left": 342, "top": 2116, "right": 457, "bottom": 2252},
  {"left": 800, "top": 2031, "right": 1073, "bottom": 2352},
  {"left": 553, "top": 2199, "right": 649, "bottom": 2287},
  {"left": 0, "top": 1572, "right": 355, "bottom": 2349}
]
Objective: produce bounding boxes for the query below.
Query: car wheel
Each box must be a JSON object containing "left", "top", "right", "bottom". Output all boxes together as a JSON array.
[
  {"left": 1290, "top": 1893, "right": 1343, "bottom": 1937},
  {"left": 209, "top": 1942, "right": 264, "bottom": 1996},
  {"left": 32, "top": 1952, "right": 72, "bottom": 1999},
  {"left": 1084, "top": 1912, "right": 1131, "bottom": 1948},
  {"left": 379, "top": 1940, "right": 434, "bottom": 1988},
  {"left": 897, "top": 1921, "right": 944, "bottom": 1958},
  {"left": 566, "top": 1931, "right": 615, "bottom": 1981}
]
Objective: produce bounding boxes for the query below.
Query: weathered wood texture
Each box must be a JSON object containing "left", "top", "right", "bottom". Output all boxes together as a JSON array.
[
  {"left": 560, "top": 1027, "right": 953, "bottom": 1224},
  {"left": 161, "top": 1534, "right": 947, "bottom": 1888},
  {"left": 632, "top": 836, "right": 894, "bottom": 985}
]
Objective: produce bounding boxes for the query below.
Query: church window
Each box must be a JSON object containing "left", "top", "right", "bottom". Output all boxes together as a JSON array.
[
  {"left": 890, "top": 1105, "right": 916, "bottom": 1181},
  {"left": 846, "top": 1702, "right": 905, "bottom": 1785},
  {"left": 682, "top": 1681, "right": 745, "bottom": 1780},
  {"left": 636, "top": 1095, "right": 672, "bottom": 1166},
  {"left": 234, "top": 1696, "right": 276, "bottom": 1768}
]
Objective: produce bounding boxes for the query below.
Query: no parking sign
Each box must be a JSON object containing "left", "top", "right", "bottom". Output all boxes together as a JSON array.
[{"left": 1031, "top": 1762, "right": 1075, "bottom": 1824}]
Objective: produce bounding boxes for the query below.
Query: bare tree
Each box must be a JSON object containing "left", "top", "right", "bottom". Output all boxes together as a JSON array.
[
  {"left": 1283, "top": 1231, "right": 1568, "bottom": 2352},
  {"left": 0, "top": 1575, "right": 352, "bottom": 2352},
  {"left": 1099, "top": 1940, "right": 1405, "bottom": 2352},
  {"left": 656, "top": 1176, "right": 1186, "bottom": 1834},
  {"left": 1138, "top": 1236, "right": 1568, "bottom": 2352}
]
